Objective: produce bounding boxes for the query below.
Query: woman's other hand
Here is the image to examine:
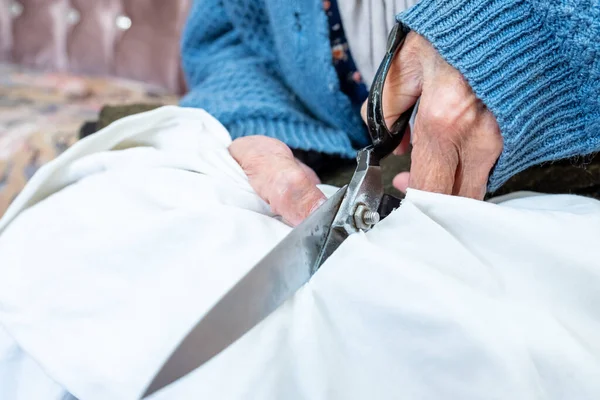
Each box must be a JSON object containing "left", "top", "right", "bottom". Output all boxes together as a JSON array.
[{"left": 229, "top": 136, "right": 326, "bottom": 226}]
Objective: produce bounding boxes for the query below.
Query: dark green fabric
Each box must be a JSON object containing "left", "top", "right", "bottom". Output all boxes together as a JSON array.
[
  {"left": 489, "top": 156, "right": 600, "bottom": 199},
  {"left": 91, "top": 104, "right": 600, "bottom": 199},
  {"left": 319, "top": 154, "right": 411, "bottom": 199},
  {"left": 96, "top": 104, "right": 163, "bottom": 131}
]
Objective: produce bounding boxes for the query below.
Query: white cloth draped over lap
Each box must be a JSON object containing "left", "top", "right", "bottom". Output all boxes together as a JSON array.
[{"left": 0, "top": 106, "right": 599, "bottom": 400}]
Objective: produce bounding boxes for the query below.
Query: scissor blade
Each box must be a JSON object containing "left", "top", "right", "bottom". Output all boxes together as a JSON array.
[{"left": 142, "top": 186, "right": 348, "bottom": 398}]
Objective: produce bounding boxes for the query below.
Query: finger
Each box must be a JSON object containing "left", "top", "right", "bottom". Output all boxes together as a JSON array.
[
  {"left": 269, "top": 167, "right": 326, "bottom": 226},
  {"left": 406, "top": 57, "right": 480, "bottom": 196},
  {"left": 407, "top": 111, "right": 459, "bottom": 194},
  {"left": 392, "top": 172, "right": 410, "bottom": 193},
  {"left": 229, "top": 136, "right": 326, "bottom": 226},
  {"left": 296, "top": 159, "right": 321, "bottom": 186},
  {"left": 408, "top": 139, "right": 458, "bottom": 194},
  {"left": 453, "top": 111, "right": 503, "bottom": 199}
]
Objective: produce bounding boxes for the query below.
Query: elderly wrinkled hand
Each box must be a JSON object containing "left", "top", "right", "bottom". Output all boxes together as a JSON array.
[
  {"left": 231, "top": 32, "right": 505, "bottom": 226},
  {"left": 229, "top": 136, "right": 325, "bottom": 226},
  {"left": 362, "top": 31, "right": 503, "bottom": 200}
]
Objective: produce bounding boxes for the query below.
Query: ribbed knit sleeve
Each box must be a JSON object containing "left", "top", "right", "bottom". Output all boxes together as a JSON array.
[
  {"left": 180, "top": 0, "right": 357, "bottom": 158},
  {"left": 399, "top": 0, "right": 600, "bottom": 191}
]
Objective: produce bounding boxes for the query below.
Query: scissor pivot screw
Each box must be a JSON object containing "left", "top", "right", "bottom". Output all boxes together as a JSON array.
[{"left": 354, "top": 204, "right": 380, "bottom": 230}]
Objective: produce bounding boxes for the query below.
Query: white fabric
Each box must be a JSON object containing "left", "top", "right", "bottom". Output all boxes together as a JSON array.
[
  {"left": 338, "top": 0, "right": 419, "bottom": 87},
  {"left": 0, "top": 106, "right": 600, "bottom": 400},
  {"left": 0, "top": 326, "right": 65, "bottom": 400}
]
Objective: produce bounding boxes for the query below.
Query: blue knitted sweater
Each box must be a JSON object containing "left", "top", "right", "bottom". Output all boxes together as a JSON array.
[{"left": 180, "top": 0, "right": 599, "bottom": 190}]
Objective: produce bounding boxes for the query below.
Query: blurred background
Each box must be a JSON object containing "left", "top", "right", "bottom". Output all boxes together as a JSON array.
[{"left": 0, "top": 0, "right": 191, "bottom": 216}]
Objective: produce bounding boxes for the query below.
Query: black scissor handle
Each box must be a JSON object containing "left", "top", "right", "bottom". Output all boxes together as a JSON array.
[{"left": 366, "top": 22, "right": 415, "bottom": 160}]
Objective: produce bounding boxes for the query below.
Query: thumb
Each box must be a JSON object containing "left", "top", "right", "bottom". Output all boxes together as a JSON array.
[
  {"left": 361, "top": 32, "right": 423, "bottom": 129},
  {"left": 229, "top": 136, "right": 326, "bottom": 226}
]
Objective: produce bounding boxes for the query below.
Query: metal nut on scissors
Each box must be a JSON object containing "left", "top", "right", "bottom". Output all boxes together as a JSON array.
[{"left": 354, "top": 204, "right": 380, "bottom": 231}]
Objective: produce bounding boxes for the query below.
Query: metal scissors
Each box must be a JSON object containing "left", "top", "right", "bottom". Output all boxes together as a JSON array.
[{"left": 143, "top": 22, "right": 413, "bottom": 398}]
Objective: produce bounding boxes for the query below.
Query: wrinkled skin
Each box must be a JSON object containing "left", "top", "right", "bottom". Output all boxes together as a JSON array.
[
  {"left": 229, "top": 32, "right": 503, "bottom": 226},
  {"left": 229, "top": 136, "right": 326, "bottom": 226}
]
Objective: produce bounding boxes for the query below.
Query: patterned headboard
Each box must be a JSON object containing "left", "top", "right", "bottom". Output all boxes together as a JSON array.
[{"left": 0, "top": 0, "right": 191, "bottom": 94}]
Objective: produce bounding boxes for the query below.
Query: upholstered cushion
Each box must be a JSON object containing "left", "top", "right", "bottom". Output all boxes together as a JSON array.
[{"left": 0, "top": 0, "right": 190, "bottom": 93}]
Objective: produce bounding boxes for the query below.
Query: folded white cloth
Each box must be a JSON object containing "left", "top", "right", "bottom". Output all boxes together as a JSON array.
[{"left": 0, "top": 106, "right": 599, "bottom": 400}]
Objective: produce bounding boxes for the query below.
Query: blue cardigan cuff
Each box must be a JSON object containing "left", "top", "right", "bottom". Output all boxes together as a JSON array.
[{"left": 399, "top": 0, "right": 599, "bottom": 191}]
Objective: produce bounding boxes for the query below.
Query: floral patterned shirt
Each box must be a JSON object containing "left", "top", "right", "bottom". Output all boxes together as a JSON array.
[{"left": 324, "top": 0, "right": 370, "bottom": 107}]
